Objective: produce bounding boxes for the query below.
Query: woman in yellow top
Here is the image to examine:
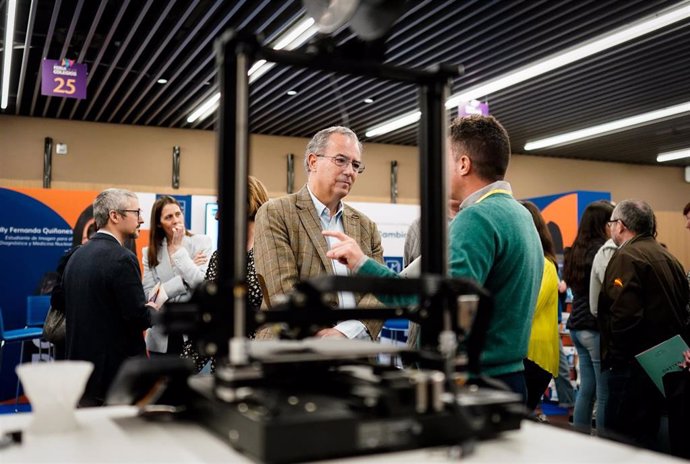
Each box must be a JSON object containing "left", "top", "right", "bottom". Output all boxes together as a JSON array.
[{"left": 520, "top": 201, "right": 560, "bottom": 412}]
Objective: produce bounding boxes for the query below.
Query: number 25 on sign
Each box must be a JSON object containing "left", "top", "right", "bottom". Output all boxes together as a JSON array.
[{"left": 53, "top": 77, "right": 76, "bottom": 95}]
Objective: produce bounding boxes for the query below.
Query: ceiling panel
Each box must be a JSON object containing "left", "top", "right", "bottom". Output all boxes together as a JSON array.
[{"left": 1, "top": 0, "right": 689, "bottom": 166}]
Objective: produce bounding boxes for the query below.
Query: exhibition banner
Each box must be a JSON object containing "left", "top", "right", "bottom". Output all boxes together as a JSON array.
[
  {"left": 527, "top": 191, "right": 611, "bottom": 255},
  {"left": 0, "top": 188, "right": 154, "bottom": 400},
  {"left": 0, "top": 188, "right": 96, "bottom": 399},
  {"left": 349, "top": 202, "right": 418, "bottom": 273}
]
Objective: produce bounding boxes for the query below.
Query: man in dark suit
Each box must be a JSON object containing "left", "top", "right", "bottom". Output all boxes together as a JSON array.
[
  {"left": 64, "top": 188, "right": 153, "bottom": 406},
  {"left": 254, "top": 126, "right": 384, "bottom": 340},
  {"left": 599, "top": 199, "right": 689, "bottom": 450}
]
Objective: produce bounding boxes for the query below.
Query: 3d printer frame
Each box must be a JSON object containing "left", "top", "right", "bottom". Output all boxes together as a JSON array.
[{"left": 186, "top": 30, "right": 471, "bottom": 361}]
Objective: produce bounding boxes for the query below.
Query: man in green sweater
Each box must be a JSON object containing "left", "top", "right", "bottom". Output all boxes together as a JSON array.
[{"left": 324, "top": 115, "right": 543, "bottom": 400}]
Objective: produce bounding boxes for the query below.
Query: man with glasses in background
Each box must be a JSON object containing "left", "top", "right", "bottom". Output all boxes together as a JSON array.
[
  {"left": 64, "top": 188, "right": 154, "bottom": 406},
  {"left": 254, "top": 126, "right": 384, "bottom": 340},
  {"left": 598, "top": 199, "right": 689, "bottom": 451}
]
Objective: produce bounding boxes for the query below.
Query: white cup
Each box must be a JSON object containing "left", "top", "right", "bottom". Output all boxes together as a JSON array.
[{"left": 16, "top": 361, "right": 94, "bottom": 434}]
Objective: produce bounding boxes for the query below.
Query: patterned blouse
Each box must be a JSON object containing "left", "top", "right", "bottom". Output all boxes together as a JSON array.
[
  {"left": 181, "top": 249, "right": 262, "bottom": 372},
  {"left": 203, "top": 249, "right": 263, "bottom": 310}
]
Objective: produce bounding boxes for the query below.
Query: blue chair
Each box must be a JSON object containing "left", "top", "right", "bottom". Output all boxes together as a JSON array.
[
  {"left": 13, "top": 296, "right": 53, "bottom": 407},
  {"left": 380, "top": 318, "right": 409, "bottom": 344},
  {"left": 0, "top": 306, "right": 44, "bottom": 376},
  {"left": 26, "top": 295, "right": 52, "bottom": 358},
  {"left": 27, "top": 295, "right": 51, "bottom": 328},
  {"left": 378, "top": 319, "right": 410, "bottom": 368}
]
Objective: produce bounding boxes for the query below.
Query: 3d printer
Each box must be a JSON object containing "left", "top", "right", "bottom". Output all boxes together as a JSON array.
[{"left": 109, "top": 4, "right": 526, "bottom": 462}]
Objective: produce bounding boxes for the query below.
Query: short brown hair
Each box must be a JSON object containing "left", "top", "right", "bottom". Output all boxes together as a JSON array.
[
  {"left": 683, "top": 201, "right": 690, "bottom": 216},
  {"left": 449, "top": 115, "right": 510, "bottom": 182}
]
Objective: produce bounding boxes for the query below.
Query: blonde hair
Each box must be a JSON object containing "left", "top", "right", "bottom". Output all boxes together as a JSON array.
[{"left": 248, "top": 176, "right": 269, "bottom": 220}]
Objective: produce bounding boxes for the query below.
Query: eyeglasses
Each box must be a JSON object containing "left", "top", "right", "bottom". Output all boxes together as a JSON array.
[
  {"left": 607, "top": 218, "right": 625, "bottom": 228},
  {"left": 316, "top": 154, "right": 365, "bottom": 174},
  {"left": 119, "top": 209, "right": 143, "bottom": 218}
]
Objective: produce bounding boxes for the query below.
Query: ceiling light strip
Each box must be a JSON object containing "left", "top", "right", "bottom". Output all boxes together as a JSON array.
[
  {"left": 366, "top": 1, "right": 690, "bottom": 137},
  {"left": 2, "top": 0, "right": 18, "bottom": 109},
  {"left": 274, "top": 17, "right": 315, "bottom": 50},
  {"left": 446, "top": 2, "right": 690, "bottom": 110},
  {"left": 656, "top": 147, "right": 690, "bottom": 163},
  {"left": 365, "top": 111, "right": 421, "bottom": 138},
  {"left": 15, "top": 0, "right": 37, "bottom": 115},
  {"left": 524, "top": 101, "right": 690, "bottom": 150},
  {"left": 187, "top": 92, "right": 220, "bottom": 123},
  {"left": 186, "top": 18, "right": 318, "bottom": 124}
]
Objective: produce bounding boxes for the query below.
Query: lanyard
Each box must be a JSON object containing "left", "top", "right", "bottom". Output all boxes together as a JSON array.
[{"left": 475, "top": 188, "right": 512, "bottom": 204}]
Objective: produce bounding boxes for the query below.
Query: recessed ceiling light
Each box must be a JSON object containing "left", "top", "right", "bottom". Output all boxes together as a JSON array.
[
  {"left": 363, "top": 98, "right": 374, "bottom": 104},
  {"left": 286, "top": 90, "right": 297, "bottom": 96},
  {"left": 157, "top": 78, "right": 168, "bottom": 84}
]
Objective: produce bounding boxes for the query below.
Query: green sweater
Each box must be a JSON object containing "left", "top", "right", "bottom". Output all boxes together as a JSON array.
[{"left": 359, "top": 192, "right": 543, "bottom": 377}]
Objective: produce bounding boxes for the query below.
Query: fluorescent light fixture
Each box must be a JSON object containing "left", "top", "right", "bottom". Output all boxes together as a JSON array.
[
  {"left": 365, "top": 111, "right": 421, "bottom": 138},
  {"left": 186, "top": 92, "right": 220, "bottom": 123},
  {"left": 286, "top": 89, "right": 297, "bottom": 96},
  {"left": 248, "top": 59, "right": 267, "bottom": 76},
  {"left": 657, "top": 147, "right": 690, "bottom": 163},
  {"left": 249, "top": 61, "right": 274, "bottom": 83},
  {"left": 2, "top": 0, "right": 17, "bottom": 109},
  {"left": 186, "top": 17, "right": 318, "bottom": 124},
  {"left": 366, "top": 1, "right": 690, "bottom": 137},
  {"left": 157, "top": 78, "right": 168, "bottom": 84},
  {"left": 524, "top": 101, "right": 690, "bottom": 150},
  {"left": 273, "top": 17, "right": 315, "bottom": 50},
  {"left": 363, "top": 97, "right": 374, "bottom": 104}
]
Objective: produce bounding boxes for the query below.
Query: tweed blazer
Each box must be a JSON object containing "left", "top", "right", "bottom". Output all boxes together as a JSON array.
[{"left": 254, "top": 185, "right": 384, "bottom": 338}]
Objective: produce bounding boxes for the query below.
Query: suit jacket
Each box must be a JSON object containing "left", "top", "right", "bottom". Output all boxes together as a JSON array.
[
  {"left": 142, "top": 234, "right": 212, "bottom": 353},
  {"left": 64, "top": 233, "right": 151, "bottom": 405},
  {"left": 598, "top": 234, "right": 690, "bottom": 369},
  {"left": 254, "top": 185, "right": 384, "bottom": 338}
]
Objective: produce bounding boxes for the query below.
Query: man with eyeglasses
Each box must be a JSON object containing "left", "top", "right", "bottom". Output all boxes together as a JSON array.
[
  {"left": 63, "top": 188, "right": 154, "bottom": 406},
  {"left": 597, "top": 199, "right": 689, "bottom": 451},
  {"left": 254, "top": 126, "right": 384, "bottom": 340}
]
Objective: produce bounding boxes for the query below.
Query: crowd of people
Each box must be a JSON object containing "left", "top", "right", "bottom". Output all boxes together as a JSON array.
[{"left": 54, "top": 115, "right": 689, "bottom": 457}]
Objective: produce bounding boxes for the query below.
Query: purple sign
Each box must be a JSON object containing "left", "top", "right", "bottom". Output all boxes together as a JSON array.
[
  {"left": 457, "top": 100, "right": 489, "bottom": 117},
  {"left": 41, "top": 59, "right": 87, "bottom": 100}
]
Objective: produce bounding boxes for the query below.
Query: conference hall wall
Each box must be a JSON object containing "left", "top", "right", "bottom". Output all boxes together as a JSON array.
[{"left": 1, "top": 114, "right": 689, "bottom": 269}]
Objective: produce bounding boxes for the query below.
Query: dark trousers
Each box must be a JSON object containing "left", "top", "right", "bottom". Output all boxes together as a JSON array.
[
  {"left": 604, "top": 363, "right": 666, "bottom": 451},
  {"left": 523, "top": 358, "right": 553, "bottom": 412}
]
